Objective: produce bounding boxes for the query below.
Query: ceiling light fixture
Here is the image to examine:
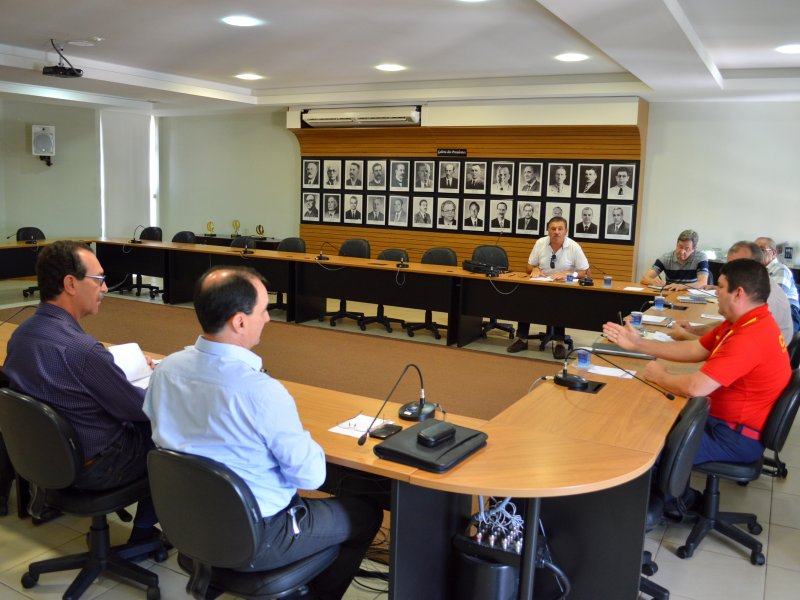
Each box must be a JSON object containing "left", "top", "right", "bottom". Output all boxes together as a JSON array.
[
  {"left": 376, "top": 63, "right": 406, "bottom": 72},
  {"left": 555, "top": 53, "right": 589, "bottom": 62},
  {"left": 457, "top": 0, "right": 491, "bottom": 3},
  {"left": 235, "top": 73, "right": 264, "bottom": 81},
  {"left": 775, "top": 44, "right": 800, "bottom": 55},
  {"left": 222, "top": 15, "right": 264, "bottom": 27}
]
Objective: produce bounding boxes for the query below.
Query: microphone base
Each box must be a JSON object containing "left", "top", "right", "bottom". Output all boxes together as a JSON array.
[
  {"left": 398, "top": 401, "right": 436, "bottom": 422},
  {"left": 24, "top": 240, "right": 38, "bottom": 245},
  {"left": 129, "top": 239, "right": 143, "bottom": 244},
  {"left": 396, "top": 262, "right": 409, "bottom": 269},
  {"left": 241, "top": 249, "right": 254, "bottom": 255},
  {"left": 554, "top": 371, "right": 589, "bottom": 391},
  {"left": 316, "top": 254, "right": 330, "bottom": 261}
]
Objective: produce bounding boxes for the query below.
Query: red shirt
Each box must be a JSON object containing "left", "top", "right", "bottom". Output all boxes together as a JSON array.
[{"left": 699, "top": 304, "right": 791, "bottom": 432}]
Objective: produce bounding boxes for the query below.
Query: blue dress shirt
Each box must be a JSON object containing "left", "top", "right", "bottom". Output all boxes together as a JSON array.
[{"left": 144, "top": 336, "right": 326, "bottom": 517}]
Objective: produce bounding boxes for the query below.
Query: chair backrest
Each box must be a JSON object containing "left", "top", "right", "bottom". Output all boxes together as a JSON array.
[
  {"left": 339, "top": 238, "right": 370, "bottom": 259},
  {"left": 378, "top": 248, "right": 409, "bottom": 262},
  {"left": 231, "top": 236, "right": 255, "bottom": 249},
  {"left": 276, "top": 237, "right": 306, "bottom": 253},
  {"left": 655, "top": 396, "right": 710, "bottom": 499},
  {"left": 0, "top": 388, "right": 81, "bottom": 490},
  {"left": 761, "top": 369, "right": 800, "bottom": 453},
  {"left": 16, "top": 227, "right": 45, "bottom": 242},
  {"left": 171, "top": 230, "right": 196, "bottom": 243},
  {"left": 787, "top": 331, "right": 800, "bottom": 370},
  {"left": 421, "top": 247, "right": 457, "bottom": 267},
  {"left": 140, "top": 226, "right": 163, "bottom": 241},
  {"left": 147, "top": 449, "right": 260, "bottom": 569},
  {"left": 471, "top": 245, "right": 509, "bottom": 269}
]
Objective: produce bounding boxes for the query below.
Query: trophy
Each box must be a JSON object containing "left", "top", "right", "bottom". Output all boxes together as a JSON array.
[
  {"left": 232, "top": 219, "right": 241, "bottom": 238},
  {"left": 206, "top": 221, "right": 216, "bottom": 237},
  {"left": 254, "top": 224, "right": 265, "bottom": 240}
]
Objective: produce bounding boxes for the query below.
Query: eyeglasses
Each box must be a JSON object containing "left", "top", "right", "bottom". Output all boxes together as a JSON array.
[
  {"left": 83, "top": 274, "right": 107, "bottom": 285},
  {"left": 550, "top": 254, "right": 556, "bottom": 269}
]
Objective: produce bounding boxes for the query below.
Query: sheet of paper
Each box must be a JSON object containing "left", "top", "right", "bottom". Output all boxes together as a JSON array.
[
  {"left": 701, "top": 313, "right": 725, "bottom": 321},
  {"left": 642, "top": 331, "right": 674, "bottom": 342},
  {"left": 530, "top": 276, "right": 554, "bottom": 281},
  {"left": 689, "top": 288, "right": 717, "bottom": 297},
  {"left": 108, "top": 343, "right": 152, "bottom": 388},
  {"left": 329, "top": 414, "right": 389, "bottom": 439},
  {"left": 587, "top": 365, "right": 634, "bottom": 379},
  {"left": 624, "top": 286, "right": 645, "bottom": 291},
  {"left": 642, "top": 315, "right": 670, "bottom": 324}
]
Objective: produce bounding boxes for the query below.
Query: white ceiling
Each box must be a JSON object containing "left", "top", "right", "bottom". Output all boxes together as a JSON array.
[{"left": 0, "top": 0, "right": 798, "bottom": 113}]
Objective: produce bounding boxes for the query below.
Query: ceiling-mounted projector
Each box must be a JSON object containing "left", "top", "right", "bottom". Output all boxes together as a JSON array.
[{"left": 42, "top": 38, "right": 83, "bottom": 78}]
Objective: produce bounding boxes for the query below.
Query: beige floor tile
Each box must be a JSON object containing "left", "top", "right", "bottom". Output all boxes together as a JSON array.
[
  {"left": 0, "top": 581, "right": 35, "bottom": 599},
  {"left": 771, "top": 491, "right": 800, "bottom": 529},
  {"left": 765, "top": 524, "right": 800, "bottom": 572},
  {"left": 0, "top": 518, "right": 85, "bottom": 573},
  {"left": 774, "top": 441, "right": 800, "bottom": 469},
  {"left": 765, "top": 564, "right": 800, "bottom": 599}
]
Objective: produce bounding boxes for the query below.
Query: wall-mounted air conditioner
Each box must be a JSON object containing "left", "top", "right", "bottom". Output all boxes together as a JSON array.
[{"left": 301, "top": 106, "right": 421, "bottom": 128}]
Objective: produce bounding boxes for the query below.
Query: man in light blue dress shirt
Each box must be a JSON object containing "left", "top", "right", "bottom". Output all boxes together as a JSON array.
[{"left": 144, "top": 266, "right": 382, "bottom": 599}]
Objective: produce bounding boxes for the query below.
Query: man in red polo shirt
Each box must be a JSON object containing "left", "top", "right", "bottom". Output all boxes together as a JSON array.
[{"left": 603, "top": 258, "right": 791, "bottom": 464}]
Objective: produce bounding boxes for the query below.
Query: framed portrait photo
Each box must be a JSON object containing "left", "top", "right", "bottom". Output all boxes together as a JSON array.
[
  {"left": 605, "top": 204, "right": 633, "bottom": 240},
  {"left": 463, "top": 161, "right": 487, "bottom": 194},
  {"left": 489, "top": 161, "right": 515, "bottom": 195},
  {"left": 436, "top": 197, "right": 459, "bottom": 230},
  {"left": 576, "top": 164, "right": 603, "bottom": 199},
  {"left": 463, "top": 198, "right": 486, "bottom": 232},
  {"left": 387, "top": 195, "right": 409, "bottom": 227},
  {"left": 544, "top": 202, "right": 571, "bottom": 227},
  {"left": 488, "top": 199, "right": 513, "bottom": 233},
  {"left": 438, "top": 161, "right": 461, "bottom": 193},
  {"left": 300, "top": 192, "right": 320, "bottom": 222},
  {"left": 573, "top": 203, "right": 601, "bottom": 240},
  {"left": 322, "top": 160, "right": 342, "bottom": 190},
  {"left": 546, "top": 163, "right": 573, "bottom": 198},
  {"left": 607, "top": 164, "right": 636, "bottom": 200},
  {"left": 343, "top": 194, "right": 363, "bottom": 224},
  {"left": 413, "top": 160, "right": 435, "bottom": 192},
  {"left": 411, "top": 196, "right": 434, "bottom": 229},
  {"left": 389, "top": 160, "right": 411, "bottom": 192},
  {"left": 343, "top": 160, "right": 364, "bottom": 190},
  {"left": 515, "top": 200, "right": 540, "bottom": 235},
  {"left": 302, "top": 159, "right": 320, "bottom": 188},
  {"left": 367, "top": 160, "right": 387, "bottom": 191},
  {"left": 518, "top": 162, "right": 543, "bottom": 196},
  {"left": 365, "top": 195, "right": 386, "bottom": 225},
  {"left": 321, "top": 193, "right": 341, "bottom": 223}
]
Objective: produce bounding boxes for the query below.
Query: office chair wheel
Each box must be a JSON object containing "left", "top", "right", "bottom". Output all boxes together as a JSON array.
[
  {"left": 330, "top": 320, "right": 336, "bottom": 327},
  {"left": 21, "top": 572, "right": 38, "bottom": 588},
  {"left": 318, "top": 316, "right": 324, "bottom": 322},
  {"left": 154, "top": 547, "right": 169, "bottom": 562},
  {"left": 407, "top": 330, "right": 415, "bottom": 337},
  {"left": 676, "top": 544, "right": 694, "bottom": 559},
  {"left": 642, "top": 562, "right": 657, "bottom": 576},
  {"left": 136, "top": 290, "right": 142, "bottom": 297},
  {"left": 748, "top": 522, "right": 763, "bottom": 535},
  {"left": 751, "top": 551, "right": 765, "bottom": 566},
  {"left": 385, "top": 324, "right": 392, "bottom": 333},
  {"left": 359, "top": 321, "right": 366, "bottom": 331},
  {"left": 433, "top": 331, "right": 441, "bottom": 340},
  {"left": 147, "top": 586, "right": 161, "bottom": 600},
  {"left": 23, "top": 291, "right": 30, "bottom": 298},
  {"left": 149, "top": 290, "right": 157, "bottom": 299},
  {"left": 508, "top": 331, "right": 514, "bottom": 339},
  {"left": 778, "top": 465, "right": 789, "bottom": 478}
]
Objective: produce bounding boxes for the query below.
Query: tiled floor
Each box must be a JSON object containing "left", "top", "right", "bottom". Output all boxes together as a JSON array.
[{"left": 2, "top": 278, "right": 799, "bottom": 599}]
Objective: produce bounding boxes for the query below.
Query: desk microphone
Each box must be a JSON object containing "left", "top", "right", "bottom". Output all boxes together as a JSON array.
[
  {"left": 241, "top": 238, "right": 254, "bottom": 255},
  {"left": 129, "top": 225, "right": 143, "bottom": 244},
  {"left": 553, "top": 348, "right": 589, "bottom": 390},
  {"left": 582, "top": 347, "right": 675, "bottom": 400},
  {"left": 316, "top": 241, "right": 335, "bottom": 261},
  {"left": 357, "top": 363, "right": 433, "bottom": 446}
]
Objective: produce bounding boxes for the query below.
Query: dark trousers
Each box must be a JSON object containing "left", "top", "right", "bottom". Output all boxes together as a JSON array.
[
  {"left": 251, "top": 494, "right": 383, "bottom": 600},
  {"left": 694, "top": 416, "right": 765, "bottom": 465},
  {"left": 74, "top": 421, "right": 157, "bottom": 529},
  {"left": 516, "top": 323, "right": 566, "bottom": 340},
  {"left": 791, "top": 304, "right": 800, "bottom": 335},
  {"left": 0, "top": 434, "right": 13, "bottom": 501}
]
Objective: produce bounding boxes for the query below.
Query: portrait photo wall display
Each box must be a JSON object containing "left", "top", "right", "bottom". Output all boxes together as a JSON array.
[{"left": 300, "top": 156, "right": 638, "bottom": 242}]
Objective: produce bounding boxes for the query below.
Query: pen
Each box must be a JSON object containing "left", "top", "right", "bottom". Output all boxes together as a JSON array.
[{"left": 618, "top": 311, "right": 624, "bottom": 326}]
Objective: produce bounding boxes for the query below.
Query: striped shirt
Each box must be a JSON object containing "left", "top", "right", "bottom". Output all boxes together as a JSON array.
[
  {"left": 765, "top": 258, "right": 799, "bottom": 309},
  {"left": 651, "top": 250, "right": 709, "bottom": 285}
]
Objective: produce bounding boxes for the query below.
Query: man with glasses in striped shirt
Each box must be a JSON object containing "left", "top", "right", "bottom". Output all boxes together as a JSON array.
[{"left": 507, "top": 217, "right": 590, "bottom": 358}]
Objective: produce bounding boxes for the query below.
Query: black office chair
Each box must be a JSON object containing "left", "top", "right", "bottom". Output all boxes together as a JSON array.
[
  {"left": 471, "top": 245, "right": 515, "bottom": 339},
  {"left": 147, "top": 448, "right": 339, "bottom": 600},
  {"left": 320, "top": 238, "right": 371, "bottom": 327},
  {"left": 359, "top": 249, "right": 409, "bottom": 333},
  {"left": 640, "top": 396, "right": 710, "bottom": 600},
  {"left": 119, "top": 226, "right": 163, "bottom": 299},
  {"left": 171, "top": 230, "right": 196, "bottom": 244},
  {"left": 787, "top": 330, "right": 800, "bottom": 370},
  {"left": 405, "top": 247, "right": 457, "bottom": 340},
  {"left": 760, "top": 332, "right": 800, "bottom": 479},
  {"left": 16, "top": 227, "right": 46, "bottom": 298},
  {"left": 231, "top": 236, "right": 256, "bottom": 251},
  {"left": 268, "top": 237, "right": 306, "bottom": 312},
  {"left": 677, "top": 370, "right": 800, "bottom": 565},
  {"left": 0, "top": 388, "right": 164, "bottom": 600}
]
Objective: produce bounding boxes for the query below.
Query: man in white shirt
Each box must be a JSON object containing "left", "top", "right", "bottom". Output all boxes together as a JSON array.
[
  {"left": 144, "top": 267, "right": 382, "bottom": 599},
  {"left": 756, "top": 236, "right": 800, "bottom": 334}
]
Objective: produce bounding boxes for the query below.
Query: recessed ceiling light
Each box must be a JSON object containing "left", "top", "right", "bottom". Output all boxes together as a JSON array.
[
  {"left": 376, "top": 63, "right": 406, "bottom": 72},
  {"left": 222, "top": 15, "right": 264, "bottom": 27},
  {"left": 457, "top": 0, "right": 491, "bottom": 3},
  {"left": 776, "top": 44, "right": 800, "bottom": 55},
  {"left": 68, "top": 37, "right": 104, "bottom": 47},
  {"left": 235, "top": 73, "right": 264, "bottom": 81},
  {"left": 555, "top": 53, "right": 589, "bottom": 62}
]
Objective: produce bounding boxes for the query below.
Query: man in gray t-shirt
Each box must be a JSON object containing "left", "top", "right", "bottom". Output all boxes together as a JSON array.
[{"left": 641, "top": 229, "right": 709, "bottom": 291}]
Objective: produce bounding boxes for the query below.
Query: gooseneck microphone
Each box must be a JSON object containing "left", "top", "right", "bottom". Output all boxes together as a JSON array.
[
  {"left": 583, "top": 347, "right": 675, "bottom": 400},
  {"left": 129, "top": 224, "right": 144, "bottom": 244},
  {"left": 241, "top": 238, "right": 254, "bottom": 255},
  {"left": 553, "top": 348, "right": 589, "bottom": 390},
  {"left": 357, "top": 363, "right": 432, "bottom": 446},
  {"left": 316, "top": 241, "right": 335, "bottom": 261}
]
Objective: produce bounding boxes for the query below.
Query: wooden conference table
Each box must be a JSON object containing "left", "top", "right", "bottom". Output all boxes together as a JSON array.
[
  {"left": 92, "top": 238, "right": 656, "bottom": 347},
  {"left": 0, "top": 293, "right": 713, "bottom": 599},
  {"left": 0, "top": 240, "right": 50, "bottom": 279}
]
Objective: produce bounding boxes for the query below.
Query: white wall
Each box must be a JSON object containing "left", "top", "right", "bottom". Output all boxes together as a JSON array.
[
  {"left": 158, "top": 108, "right": 300, "bottom": 240},
  {"left": 639, "top": 101, "right": 800, "bottom": 278}
]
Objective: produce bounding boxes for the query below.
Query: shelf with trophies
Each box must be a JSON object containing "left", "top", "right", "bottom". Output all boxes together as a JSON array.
[{"left": 194, "top": 220, "right": 281, "bottom": 249}]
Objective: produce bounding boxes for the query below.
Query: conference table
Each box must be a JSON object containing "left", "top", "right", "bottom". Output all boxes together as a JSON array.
[
  {"left": 92, "top": 238, "right": 656, "bottom": 348},
  {"left": 0, "top": 293, "right": 721, "bottom": 599},
  {"left": 0, "top": 241, "right": 49, "bottom": 280}
]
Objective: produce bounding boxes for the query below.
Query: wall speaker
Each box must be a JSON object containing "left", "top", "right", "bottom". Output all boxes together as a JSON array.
[{"left": 32, "top": 125, "right": 55, "bottom": 156}]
